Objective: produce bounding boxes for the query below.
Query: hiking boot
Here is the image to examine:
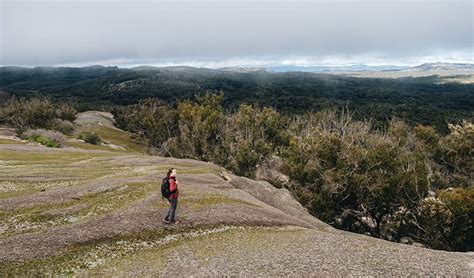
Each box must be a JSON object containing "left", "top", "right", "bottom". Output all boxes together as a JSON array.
[{"left": 162, "top": 218, "right": 170, "bottom": 224}]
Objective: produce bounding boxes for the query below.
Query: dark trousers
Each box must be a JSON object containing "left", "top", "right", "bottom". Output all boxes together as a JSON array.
[{"left": 164, "top": 197, "right": 178, "bottom": 223}]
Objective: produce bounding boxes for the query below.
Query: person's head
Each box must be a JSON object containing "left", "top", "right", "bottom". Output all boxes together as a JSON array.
[{"left": 167, "top": 168, "right": 176, "bottom": 177}]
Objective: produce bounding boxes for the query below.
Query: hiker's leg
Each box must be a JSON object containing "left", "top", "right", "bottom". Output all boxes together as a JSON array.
[
  {"left": 163, "top": 199, "right": 171, "bottom": 221},
  {"left": 174, "top": 197, "right": 178, "bottom": 221},
  {"left": 169, "top": 198, "right": 177, "bottom": 223}
]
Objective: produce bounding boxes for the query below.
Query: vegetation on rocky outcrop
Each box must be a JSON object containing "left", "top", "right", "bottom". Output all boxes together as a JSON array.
[
  {"left": 112, "top": 94, "right": 473, "bottom": 251},
  {"left": 0, "top": 111, "right": 472, "bottom": 275}
]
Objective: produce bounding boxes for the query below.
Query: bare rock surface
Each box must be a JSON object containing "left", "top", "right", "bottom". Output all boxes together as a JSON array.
[
  {"left": 155, "top": 227, "right": 473, "bottom": 276},
  {"left": 74, "top": 111, "right": 117, "bottom": 129}
]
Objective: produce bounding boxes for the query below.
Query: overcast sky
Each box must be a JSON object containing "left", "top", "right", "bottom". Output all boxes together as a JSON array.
[{"left": 1, "top": 0, "right": 472, "bottom": 67}]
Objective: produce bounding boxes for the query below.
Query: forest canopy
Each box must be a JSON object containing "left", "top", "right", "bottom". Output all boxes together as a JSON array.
[{"left": 1, "top": 66, "right": 473, "bottom": 133}]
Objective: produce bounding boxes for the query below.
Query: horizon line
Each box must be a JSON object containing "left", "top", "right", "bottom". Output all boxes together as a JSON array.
[{"left": 2, "top": 61, "right": 474, "bottom": 70}]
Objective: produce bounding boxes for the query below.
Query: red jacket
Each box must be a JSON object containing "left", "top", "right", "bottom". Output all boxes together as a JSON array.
[{"left": 169, "top": 176, "right": 179, "bottom": 199}]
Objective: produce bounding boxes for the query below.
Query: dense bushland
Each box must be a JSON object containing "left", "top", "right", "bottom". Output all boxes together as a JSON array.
[
  {"left": 113, "top": 94, "right": 473, "bottom": 251},
  {"left": 113, "top": 93, "right": 288, "bottom": 176},
  {"left": 282, "top": 113, "right": 473, "bottom": 251},
  {"left": 0, "top": 97, "right": 76, "bottom": 134},
  {"left": 1, "top": 66, "right": 473, "bottom": 133}
]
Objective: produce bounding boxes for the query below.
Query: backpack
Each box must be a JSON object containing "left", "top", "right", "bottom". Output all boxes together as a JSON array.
[{"left": 161, "top": 177, "right": 171, "bottom": 199}]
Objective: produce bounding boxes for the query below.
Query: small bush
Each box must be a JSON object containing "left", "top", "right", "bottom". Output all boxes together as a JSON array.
[
  {"left": 49, "top": 119, "right": 74, "bottom": 134},
  {"left": 22, "top": 129, "right": 66, "bottom": 148},
  {"left": 78, "top": 131, "right": 101, "bottom": 145},
  {"left": 55, "top": 103, "right": 77, "bottom": 122},
  {"left": 438, "top": 188, "right": 474, "bottom": 251},
  {"left": 414, "top": 197, "right": 454, "bottom": 250}
]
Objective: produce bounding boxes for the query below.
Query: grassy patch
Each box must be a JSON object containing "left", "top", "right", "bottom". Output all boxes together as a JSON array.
[
  {"left": 178, "top": 167, "right": 221, "bottom": 175},
  {"left": 152, "top": 190, "right": 258, "bottom": 210},
  {"left": 80, "top": 226, "right": 303, "bottom": 276},
  {"left": 188, "top": 227, "right": 306, "bottom": 267},
  {"left": 0, "top": 228, "right": 161, "bottom": 276},
  {"left": 0, "top": 179, "right": 81, "bottom": 199},
  {"left": 0, "top": 149, "right": 131, "bottom": 199},
  {"left": 0, "top": 182, "right": 154, "bottom": 238},
  {"left": 76, "top": 124, "right": 144, "bottom": 153},
  {"left": 0, "top": 138, "right": 26, "bottom": 144},
  {"left": 180, "top": 193, "right": 258, "bottom": 210},
  {"left": 0, "top": 162, "right": 129, "bottom": 200},
  {"left": 0, "top": 149, "right": 115, "bottom": 165},
  {"left": 67, "top": 141, "right": 125, "bottom": 152},
  {"left": 0, "top": 224, "right": 243, "bottom": 276}
]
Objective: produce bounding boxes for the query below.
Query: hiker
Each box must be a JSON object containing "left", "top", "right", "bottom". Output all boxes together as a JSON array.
[{"left": 162, "top": 168, "right": 180, "bottom": 225}]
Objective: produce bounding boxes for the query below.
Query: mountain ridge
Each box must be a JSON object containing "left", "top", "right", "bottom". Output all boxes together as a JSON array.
[{"left": 2, "top": 61, "right": 472, "bottom": 73}]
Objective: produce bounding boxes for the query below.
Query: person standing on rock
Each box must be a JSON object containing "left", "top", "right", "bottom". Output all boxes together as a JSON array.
[{"left": 162, "top": 168, "right": 180, "bottom": 225}]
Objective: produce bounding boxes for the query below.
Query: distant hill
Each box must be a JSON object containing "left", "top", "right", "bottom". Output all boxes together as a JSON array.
[
  {"left": 412, "top": 62, "right": 474, "bottom": 71},
  {"left": 264, "top": 62, "right": 473, "bottom": 78},
  {"left": 329, "top": 62, "right": 474, "bottom": 78},
  {"left": 267, "top": 64, "right": 408, "bottom": 73}
]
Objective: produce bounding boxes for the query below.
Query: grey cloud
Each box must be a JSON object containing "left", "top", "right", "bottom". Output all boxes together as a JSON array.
[{"left": 1, "top": 1, "right": 472, "bottom": 66}]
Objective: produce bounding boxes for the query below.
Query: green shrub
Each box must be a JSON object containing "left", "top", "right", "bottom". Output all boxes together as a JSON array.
[
  {"left": 438, "top": 188, "right": 474, "bottom": 251},
  {"left": 21, "top": 129, "right": 66, "bottom": 148},
  {"left": 78, "top": 131, "right": 101, "bottom": 145},
  {"left": 414, "top": 197, "right": 454, "bottom": 250},
  {"left": 438, "top": 121, "right": 474, "bottom": 187},
  {"left": 174, "top": 92, "right": 225, "bottom": 160},
  {"left": 220, "top": 104, "right": 285, "bottom": 177},
  {"left": 35, "top": 136, "right": 60, "bottom": 147},
  {"left": 55, "top": 103, "right": 77, "bottom": 122},
  {"left": 49, "top": 119, "right": 75, "bottom": 134},
  {"left": 414, "top": 125, "right": 440, "bottom": 146}
]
